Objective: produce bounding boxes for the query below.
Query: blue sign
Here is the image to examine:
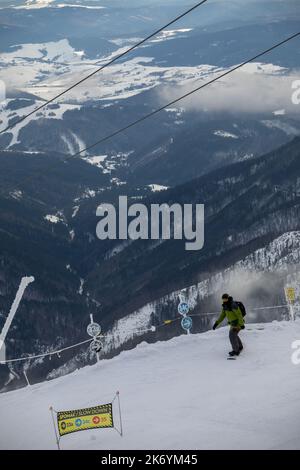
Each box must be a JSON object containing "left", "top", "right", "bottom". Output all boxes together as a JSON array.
[
  {"left": 181, "top": 316, "right": 193, "bottom": 331},
  {"left": 87, "top": 322, "right": 101, "bottom": 337},
  {"left": 178, "top": 302, "right": 189, "bottom": 316}
]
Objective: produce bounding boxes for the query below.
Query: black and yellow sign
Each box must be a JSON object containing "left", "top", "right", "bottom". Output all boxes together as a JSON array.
[
  {"left": 57, "top": 403, "right": 113, "bottom": 437},
  {"left": 285, "top": 287, "right": 296, "bottom": 304}
]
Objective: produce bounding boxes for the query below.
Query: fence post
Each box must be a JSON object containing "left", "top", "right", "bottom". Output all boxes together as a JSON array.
[
  {"left": 49, "top": 406, "right": 61, "bottom": 450},
  {"left": 117, "top": 391, "right": 123, "bottom": 437},
  {"left": 285, "top": 286, "right": 296, "bottom": 321},
  {"left": 23, "top": 370, "right": 31, "bottom": 387}
]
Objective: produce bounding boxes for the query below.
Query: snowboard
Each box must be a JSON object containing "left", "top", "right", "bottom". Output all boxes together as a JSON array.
[
  {"left": 246, "top": 327, "right": 264, "bottom": 331},
  {"left": 227, "top": 356, "right": 237, "bottom": 360}
]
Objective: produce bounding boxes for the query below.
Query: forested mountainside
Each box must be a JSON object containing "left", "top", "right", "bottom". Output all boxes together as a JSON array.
[{"left": 1, "top": 136, "right": 300, "bottom": 387}]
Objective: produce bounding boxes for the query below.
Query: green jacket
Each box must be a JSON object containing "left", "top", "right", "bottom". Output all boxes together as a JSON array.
[{"left": 216, "top": 301, "right": 245, "bottom": 328}]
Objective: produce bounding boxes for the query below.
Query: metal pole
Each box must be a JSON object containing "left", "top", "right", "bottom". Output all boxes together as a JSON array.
[
  {"left": 23, "top": 370, "right": 30, "bottom": 387},
  {"left": 290, "top": 303, "right": 295, "bottom": 321},
  {"left": 49, "top": 407, "right": 61, "bottom": 450},
  {"left": 183, "top": 314, "right": 190, "bottom": 335},
  {"left": 0, "top": 343, "right": 6, "bottom": 363},
  {"left": 116, "top": 391, "right": 123, "bottom": 437}
]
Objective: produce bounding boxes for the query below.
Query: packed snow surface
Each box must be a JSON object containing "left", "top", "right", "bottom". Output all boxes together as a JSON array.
[
  {"left": 13, "top": 1, "right": 106, "bottom": 9},
  {"left": 0, "top": 320, "right": 300, "bottom": 450}
]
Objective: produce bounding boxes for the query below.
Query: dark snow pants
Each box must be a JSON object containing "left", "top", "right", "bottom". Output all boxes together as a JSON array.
[{"left": 229, "top": 326, "right": 243, "bottom": 353}]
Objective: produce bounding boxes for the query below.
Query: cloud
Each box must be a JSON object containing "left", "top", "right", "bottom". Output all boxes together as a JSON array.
[{"left": 158, "top": 63, "right": 300, "bottom": 115}]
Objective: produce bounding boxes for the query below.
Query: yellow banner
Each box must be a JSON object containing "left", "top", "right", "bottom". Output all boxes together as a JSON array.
[{"left": 57, "top": 403, "right": 113, "bottom": 437}]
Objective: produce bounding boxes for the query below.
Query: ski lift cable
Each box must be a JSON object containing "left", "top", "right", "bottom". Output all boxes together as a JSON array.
[
  {"left": 155, "top": 303, "right": 293, "bottom": 328},
  {"left": 0, "top": 338, "right": 94, "bottom": 364},
  {"left": 190, "top": 303, "right": 291, "bottom": 317},
  {"left": 1, "top": 31, "right": 299, "bottom": 199},
  {"left": 0, "top": 327, "right": 154, "bottom": 364},
  {"left": 0, "top": 0, "right": 210, "bottom": 136},
  {"left": 70, "top": 30, "right": 300, "bottom": 158}
]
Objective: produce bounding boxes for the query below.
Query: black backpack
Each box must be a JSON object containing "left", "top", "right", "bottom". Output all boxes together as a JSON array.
[{"left": 236, "top": 301, "right": 246, "bottom": 317}]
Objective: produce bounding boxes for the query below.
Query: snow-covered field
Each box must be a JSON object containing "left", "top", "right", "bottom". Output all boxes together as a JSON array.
[
  {"left": 0, "top": 320, "right": 300, "bottom": 450},
  {"left": 0, "top": 22, "right": 295, "bottom": 150},
  {"left": 0, "top": 31, "right": 218, "bottom": 104},
  {"left": 10, "top": 1, "right": 106, "bottom": 10}
]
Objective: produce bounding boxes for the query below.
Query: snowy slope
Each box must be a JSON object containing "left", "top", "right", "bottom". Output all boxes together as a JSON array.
[
  {"left": 0, "top": 99, "right": 81, "bottom": 148},
  {"left": 0, "top": 320, "right": 300, "bottom": 450}
]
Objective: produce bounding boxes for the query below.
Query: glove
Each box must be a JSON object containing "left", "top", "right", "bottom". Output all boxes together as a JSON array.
[{"left": 212, "top": 322, "right": 218, "bottom": 330}]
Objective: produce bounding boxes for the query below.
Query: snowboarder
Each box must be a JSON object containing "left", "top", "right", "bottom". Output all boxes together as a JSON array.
[{"left": 213, "top": 293, "right": 245, "bottom": 357}]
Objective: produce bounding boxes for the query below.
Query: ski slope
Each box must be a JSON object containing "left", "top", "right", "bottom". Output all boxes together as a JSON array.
[{"left": 0, "top": 320, "right": 300, "bottom": 450}]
